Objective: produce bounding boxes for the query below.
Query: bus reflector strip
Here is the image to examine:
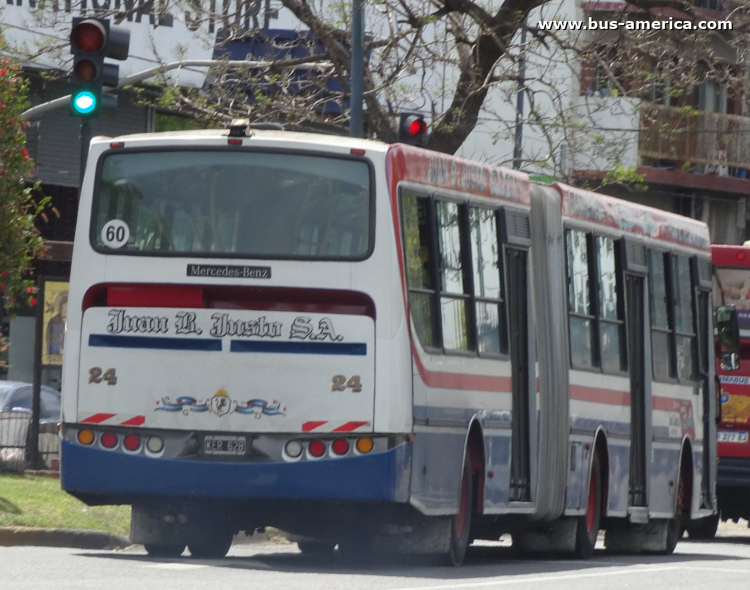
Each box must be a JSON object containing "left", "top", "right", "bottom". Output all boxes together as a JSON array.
[
  {"left": 332, "top": 421, "right": 370, "bottom": 432},
  {"left": 80, "top": 414, "right": 146, "bottom": 426},
  {"left": 120, "top": 416, "right": 146, "bottom": 426},
  {"left": 302, "top": 420, "right": 370, "bottom": 432},
  {"left": 230, "top": 340, "right": 367, "bottom": 355},
  {"left": 88, "top": 334, "right": 222, "bottom": 351},
  {"left": 81, "top": 413, "right": 116, "bottom": 424}
]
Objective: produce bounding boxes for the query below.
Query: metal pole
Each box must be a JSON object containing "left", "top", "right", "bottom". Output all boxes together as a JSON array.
[
  {"left": 350, "top": 0, "right": 364, "bottom": 138},
  {"left": 29, "top": 279, "right": 45, "bottom": 471},
  {"left": 513, "top": 25, "right": 527, "bottom": 170},
  {"left": 80, "top": 121, "right": 91, "bottom": 188}
]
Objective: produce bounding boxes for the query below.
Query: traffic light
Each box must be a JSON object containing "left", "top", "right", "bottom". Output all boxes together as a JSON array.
[
  {"left": 398, "top": 113, "right": 428, "bottom": 147},
  {"left": 70, "top": 18, "right": 130, "bottom": 117}
]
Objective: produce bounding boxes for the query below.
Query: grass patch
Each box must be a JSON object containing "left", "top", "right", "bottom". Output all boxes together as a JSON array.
[{"left": 0, "top": 474, "right": 130, "bottom": 536}]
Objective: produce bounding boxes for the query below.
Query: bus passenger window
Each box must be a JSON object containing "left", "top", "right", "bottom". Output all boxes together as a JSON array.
[
  {"left": 566, "top": 229, "right": 596, "bottom": 368},
  {"left": 597, "top": 237, "right": 626, "bottom": 373},
  {"left": 470, "top": 207, "right": 507, "bottom": 355},
  {"left": 402, "top": 193, "right": 438, "bottom": 348},
  {"left": 672, "top": 255, "right": 696, "bottom": 381},
  {"left": 437, "top": 201, "right": 470, "bottom": 351},
  {"left": 648, "top": 251, "right": 674, "bottom": 381}
]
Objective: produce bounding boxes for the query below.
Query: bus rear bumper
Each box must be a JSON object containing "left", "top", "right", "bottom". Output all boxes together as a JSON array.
[{"left": 60, "top": 440, "right": 412, "bottom": 503}]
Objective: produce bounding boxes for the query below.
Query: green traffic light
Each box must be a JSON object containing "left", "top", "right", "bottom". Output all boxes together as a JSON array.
[{"left": 72, "top": 90, "right": 97, "bottom": 115}]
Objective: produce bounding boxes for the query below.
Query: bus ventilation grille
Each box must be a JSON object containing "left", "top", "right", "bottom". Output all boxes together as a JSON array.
[
  {"left": 505, "top": 210, "right": 531, "bottom": 241},
  {"left": 625, "top": 240, "right": 647, "bottom": 272}
]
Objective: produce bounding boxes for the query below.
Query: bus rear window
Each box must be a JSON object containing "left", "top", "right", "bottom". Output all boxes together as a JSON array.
[{"left": 92, "top": 150, "right": 372, "bottom": 260}]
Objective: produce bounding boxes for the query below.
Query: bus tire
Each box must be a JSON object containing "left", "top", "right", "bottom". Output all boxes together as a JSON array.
[
  {"left": 444, "top": 455, "right": 473, "bottom": 567},
  {"left": 686, "top": 513, "right": 719, "bottom": 540},
  {"left": 664, "top": 470, "right": 688, "bottom": 555},
  {"left": 144, "top": 543, "right": 185, "bottom": 558},
  {"left": 575, "top": 453, "right": 602, "bottom": 559},
  {"left": 298, "top": 540, "right": 337, "bottom": 554},
  {"left": 188, "top": 534, "right": 233, "bottom": 559}
]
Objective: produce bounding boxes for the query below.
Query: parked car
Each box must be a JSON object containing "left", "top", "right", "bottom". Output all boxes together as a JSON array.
[
  {"left": 0, "top": 381, "right": 61, "bottom": 473},
  {"left": 0, "top": 381, "right": 61, "bottom": 422}
]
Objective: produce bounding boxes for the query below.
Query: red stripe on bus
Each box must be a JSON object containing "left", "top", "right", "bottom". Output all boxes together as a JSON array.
[
  {"left": 119, "top": 416, "right": 146, "bottom": 426},
  {"left": 332, "top": 421, "right": 370, "bottom": 432},
  {"left": 81, "top": 413, "right": 117, "bottom": 424},
  {"left": 302, "top": 421, "right": 328, "bottom": 432},
  {"left": 570, "top": 385, "right": 631, "bottom": 406}
]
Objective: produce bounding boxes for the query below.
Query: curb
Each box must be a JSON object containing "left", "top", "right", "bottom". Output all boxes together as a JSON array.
[{"left": 0, "top": 526, "right": 131, "bottom": 550}]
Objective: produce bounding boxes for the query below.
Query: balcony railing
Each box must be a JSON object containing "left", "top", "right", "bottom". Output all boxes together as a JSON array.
[{"left": 639, "top": 104, "right": 750, "bottom": 171}]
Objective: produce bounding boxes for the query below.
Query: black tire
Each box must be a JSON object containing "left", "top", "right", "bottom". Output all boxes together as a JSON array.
[
  {"left": 144, "top": 543, "right": 185, "bottom": 558},
  {"left": 188, "top": 534, "right": 233, "bottom": 559},
  {"left": 298, "top": 540, "right": 337, "bottom": 554},
  {"left": 575, "top": 453, "right": 602, "bottom": 559},
  {"left": 686, "top": 513, "right": 719, "bottom": 540},
  {"left": 444, "top": 455, "right": 473, "bottom": 566},
  {"left": 664, "top": 470, "right": 688, "bottom": 554}
]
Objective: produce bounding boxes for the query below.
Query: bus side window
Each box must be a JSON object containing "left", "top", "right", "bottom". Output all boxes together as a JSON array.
[
  {"left": 566, "top": 229, "right": 597, "bottom": 369},
  {"left": 648, "top": 250, "right": 675, "bottom": 381},
  {"left": 596, "top": 236, "right": 627, "bottom": 373},
  {"left": 402, "top": 193, "right": 439, "bottom": 348},
  {"left": 436, "top": 201, "right": 471, "bottom": 352},
  {"left": 469, "top": 207, "right": 508, "bottom": 356},
  {"left": 672, "top": 255, "right": 697, "bottom": 381}
]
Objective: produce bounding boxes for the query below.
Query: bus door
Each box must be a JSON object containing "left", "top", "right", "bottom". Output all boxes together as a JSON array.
[
  {"left": 626, "top": 272, "right": 648, "bottom": 508},
  {"left": 506, "top": 247, "right": 531, "bottom": 502},
  {"left": 693, "top": 257, "right": 714, "bottom": 509}
]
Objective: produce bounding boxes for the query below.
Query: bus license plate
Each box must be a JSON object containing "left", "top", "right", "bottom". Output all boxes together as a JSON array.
[
  {"left": 204, "top": 435, "right": 246, "bottom": 455},
  {"left": 718, "top": 431, "right": 749, "bottom": 444}
]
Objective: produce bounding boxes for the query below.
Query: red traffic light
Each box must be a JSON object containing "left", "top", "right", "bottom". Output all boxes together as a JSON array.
[
  {"left": 406, "top": 117, "right": 428, "bottom": 136},
  {"left": 399, "top": 113, "right": 428, "bottom": 146},
  {"left": 71, "top": 19, "right": 106, "bottom": 53}
]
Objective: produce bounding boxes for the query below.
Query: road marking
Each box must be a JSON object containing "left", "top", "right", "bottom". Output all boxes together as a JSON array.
[
  {"left": 684, "top": 566, "right": 750, "bottom": 574},
  {"left": 143, "top": 563, "right": 207, "bottom": 570},
  {"left": 386, "top": 566, "right": 681, "bottom": 590}
]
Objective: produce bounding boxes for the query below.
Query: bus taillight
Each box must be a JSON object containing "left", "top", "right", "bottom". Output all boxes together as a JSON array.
[
  {"left": 331, "top": 439, "right": 350, "bottom": 456},
  {"left": 308, "top": 440, "right": 326, "bottom": 458}
]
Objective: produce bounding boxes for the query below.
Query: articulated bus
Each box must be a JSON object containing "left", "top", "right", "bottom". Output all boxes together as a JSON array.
[
  {"left": 708, "top": 245, "right": 750, "bottom": 535},
  {"left": 61, "top": 123, "right": 720, "bottom": 564}
]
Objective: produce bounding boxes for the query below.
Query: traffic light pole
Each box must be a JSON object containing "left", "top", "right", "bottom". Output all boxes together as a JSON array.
[
  {"left": 80, "top": 120, "right": 91, "bottom": 186},
  {"left": 350, "top": 0, "right": 364, "bottom": 138}
]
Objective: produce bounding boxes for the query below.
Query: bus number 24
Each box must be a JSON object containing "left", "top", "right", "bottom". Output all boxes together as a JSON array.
[
  {"left": 89, "top": 367, "right": 118, "bottom": 385},
  {"left": 332, "top": 375, "right": 362, "bottom": 392}
]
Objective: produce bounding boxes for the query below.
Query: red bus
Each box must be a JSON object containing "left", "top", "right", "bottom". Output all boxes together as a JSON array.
[{"left": 707, "top": 245, "right": 750, "bottom": 536}]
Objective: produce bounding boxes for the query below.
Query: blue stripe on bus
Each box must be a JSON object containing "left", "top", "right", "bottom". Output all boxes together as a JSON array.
[
  {"left": 230, "top": 340, "right": 367, "bottom": 355},
  {"left": 88, "top": 334, "right": 222, "bottom": 351}
]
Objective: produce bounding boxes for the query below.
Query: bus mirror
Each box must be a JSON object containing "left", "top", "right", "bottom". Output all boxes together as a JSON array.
[
  {"left": 716, "top": 305, "right": 740, "bottom": 354},
  {"left": 720, "top": 352, "right": 740, "bottom": 372}
]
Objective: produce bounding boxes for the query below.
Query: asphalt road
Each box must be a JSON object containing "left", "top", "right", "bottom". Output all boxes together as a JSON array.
[{"left": 2, "top": 530, "right": 748, "bottom": 590}]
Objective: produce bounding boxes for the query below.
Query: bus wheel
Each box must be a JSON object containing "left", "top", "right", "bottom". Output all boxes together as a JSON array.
[
  {"left": 575, "top": 453, "right": 602, "bottom": 559},
  {"left": 188, "top": 534, "right": 233, "bottom": 559},
  {"left": 664, "top": 472, "right": 688, "bottom": 554},
  {"left": 298, "top": 540, "right": 337, "bottom": 554},
  {"left": 144, "top": 543, "right": 185, "bottom": 558},
  {"left": 686, "top": 513, "right": 719, "bottom": 540},
  {"left": 444, "top": 456, "right": 473, "bottom": 567}
]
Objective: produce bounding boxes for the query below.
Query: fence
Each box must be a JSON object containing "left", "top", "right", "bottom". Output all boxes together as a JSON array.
[{"left": 0, "top": 411, "right": 60, "bottom": 474}]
